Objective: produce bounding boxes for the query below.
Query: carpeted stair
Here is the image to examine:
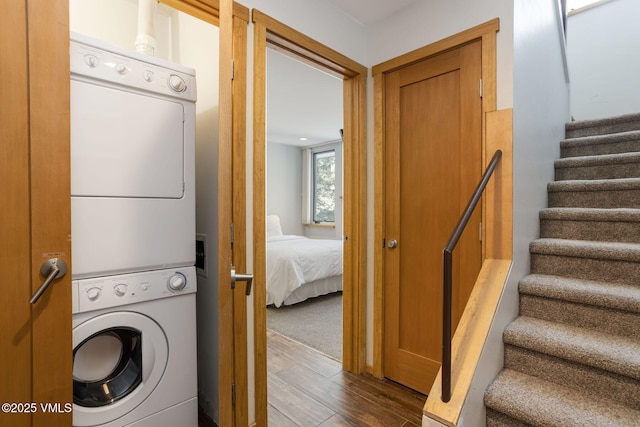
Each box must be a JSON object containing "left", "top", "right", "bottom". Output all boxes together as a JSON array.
[{"left": 484, "top": 113, "right": 640, "bottom": 426}]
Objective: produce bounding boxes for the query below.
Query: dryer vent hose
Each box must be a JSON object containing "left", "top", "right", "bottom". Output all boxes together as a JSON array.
[{"left": 135, "top": 0, "right": 157, "bottom": 56}]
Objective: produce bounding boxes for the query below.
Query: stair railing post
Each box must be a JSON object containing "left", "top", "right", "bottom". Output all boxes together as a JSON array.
[
  {"left": 441, "top": 149, "right": 502, "bottom": 403},
  {"left": 442, "top": 249, "right": 453, "bottom": 402}
]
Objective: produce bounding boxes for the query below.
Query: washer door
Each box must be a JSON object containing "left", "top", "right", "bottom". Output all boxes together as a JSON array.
[{"left": 72, "top": 311, "right": 168, "bottom": 427}]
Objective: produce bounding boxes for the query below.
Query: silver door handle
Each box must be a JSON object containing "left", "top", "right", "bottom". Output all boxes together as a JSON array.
[
  {"left": 231, "top": 266, "right": 253, "bottom": 296},
  {"left": 30, "top": 258, "right": 67, "bottom": 304},
  {"left": 387, "top": 239, "right": 398, "bottom": 249}
]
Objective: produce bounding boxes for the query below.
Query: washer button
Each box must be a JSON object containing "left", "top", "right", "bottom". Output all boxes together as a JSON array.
[
  {"left": 116, "top": 64, "right": 129, "bottom": 75},
  {"left": 143, "top": 70, "right": 154, "bottom": 82},
  {"left": 84, "top": 54, "right": 98, "bottom": 68}
]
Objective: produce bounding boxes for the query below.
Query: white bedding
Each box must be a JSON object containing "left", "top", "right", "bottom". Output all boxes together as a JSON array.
[{"left": 266, "top": 235, "right": 343, "bottom": 307}]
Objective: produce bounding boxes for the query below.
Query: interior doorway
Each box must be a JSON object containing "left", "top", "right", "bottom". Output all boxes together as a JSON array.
[
  {"left": 265, "top": 46, "right": 344, "bottom": 363},
  {"left": 252, "top": 9, "right": 368, "bottom": 427}
]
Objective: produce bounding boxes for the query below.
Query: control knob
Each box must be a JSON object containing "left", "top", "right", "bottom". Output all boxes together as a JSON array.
[
  {"left": 114, "top": 283, "right": 128, "bottom": 297},
  {"left": 168, "top": 272, "right": 187, "bottom": 291},
  {"left": 168, "top": 74, "right": 186, "bottom": 93},
  {"left": 86, "top": 287, "right": 101, "bottom": 302}
]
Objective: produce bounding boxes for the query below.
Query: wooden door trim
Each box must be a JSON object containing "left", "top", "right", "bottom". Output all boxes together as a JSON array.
[
  {"left": 252, "top": 9, "right": 368, "bottom": 427},
  {"left": 231, "top": 13, "right": 249, "bottom": 427},
  {"left": 214, "top": 1, "right": 251, "bottom": 425},
  {"left": 372, "top": 19, "right": 500, "bottom": 379},
  {"left": 160, "top": 0, "right": 250, "bottom": 24},
  {"left": 251, "top": 10, "right": 367, "bottom": 78},
  {"left": 217, "top": 0, "right": 234, "bottom": 424}
]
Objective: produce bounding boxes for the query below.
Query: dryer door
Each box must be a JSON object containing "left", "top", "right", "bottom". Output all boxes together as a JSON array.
[
  {"left": 72, "top": 312, "right": 168, "bottom": 427},
  {"left": 70, "top": 80, "right": 185, "bottom": 199}
]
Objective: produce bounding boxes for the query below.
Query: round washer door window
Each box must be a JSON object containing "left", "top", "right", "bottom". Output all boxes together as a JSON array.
[{"left": 72, "top": 311, "right": 168, "bottom": 427}]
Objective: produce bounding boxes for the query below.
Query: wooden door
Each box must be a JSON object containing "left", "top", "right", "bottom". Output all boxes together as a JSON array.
[
  {"left": 1, "top": 2, "right": 72, "bottom": 427},
  {"left": 383, "top": 40, "right": 482, "bottom": 394}
]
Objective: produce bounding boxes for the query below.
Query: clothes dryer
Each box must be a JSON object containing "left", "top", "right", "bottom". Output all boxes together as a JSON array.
[
  {"left": 70, "top": 33, "right": 196, "bottom": 279},
  {"left": 71, "top": 267, "right": 197, "bottom": 427}
]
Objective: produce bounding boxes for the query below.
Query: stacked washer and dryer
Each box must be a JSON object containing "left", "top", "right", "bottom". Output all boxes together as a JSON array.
[{"left": 70, "top": 33, "right": 198, "bottom": 427}]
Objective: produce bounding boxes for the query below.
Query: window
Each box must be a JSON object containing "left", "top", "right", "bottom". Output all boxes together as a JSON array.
[
  {"left": 312, "top": 149, "right": 336, "bottom": 223},
  {"left": 301, "top": 142, "right": 342, "bottom": 230}
]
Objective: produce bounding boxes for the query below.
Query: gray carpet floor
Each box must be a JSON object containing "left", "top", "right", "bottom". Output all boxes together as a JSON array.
[{"left": 266, "top": 292, "right": 342, "bottom": 360}]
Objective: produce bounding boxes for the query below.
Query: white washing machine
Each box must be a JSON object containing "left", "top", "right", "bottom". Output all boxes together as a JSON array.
[
  {"left": 71, "top": 267, "right": 197, "bottom": 427},
  {"left": 70, "top": 33, "right": 196, "bottom": 279}
]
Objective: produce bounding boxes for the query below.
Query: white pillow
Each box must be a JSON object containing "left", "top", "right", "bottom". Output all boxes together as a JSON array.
[{"left": 266, "top": 215, "right": 283, "bottom": 237}]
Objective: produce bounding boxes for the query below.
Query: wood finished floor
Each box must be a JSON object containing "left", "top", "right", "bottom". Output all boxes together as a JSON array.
[{"left": 267, "top": 330, "right": 427, "bottom": 426}]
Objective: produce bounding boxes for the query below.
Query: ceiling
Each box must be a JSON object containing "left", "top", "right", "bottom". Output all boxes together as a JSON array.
[
  {"left": 266, "top": 49, "right": 343, "bottom": 147},
  {"left": 325, "top": 0, "right": 418, "bottom": 26},
  {"left": 266, "top": 0, "right": 418, "bottom": 147}
]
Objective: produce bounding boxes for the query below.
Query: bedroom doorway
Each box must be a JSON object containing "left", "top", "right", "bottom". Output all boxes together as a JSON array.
[
  {"left": 264, "top": 46, "right": 344, "bottom": 362},
  {"left": 252, "top": 9, "right": 368, "bottom": 427}
]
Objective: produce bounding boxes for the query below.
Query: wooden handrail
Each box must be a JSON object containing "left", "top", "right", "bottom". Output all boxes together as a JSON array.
[{"left": 441, "top": 149, "right": 502, "bottom": 402}]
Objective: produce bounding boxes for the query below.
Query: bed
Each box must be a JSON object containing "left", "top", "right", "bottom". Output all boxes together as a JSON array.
[{"left": 266, "top": 215, "right": 343, "bottom": 307}]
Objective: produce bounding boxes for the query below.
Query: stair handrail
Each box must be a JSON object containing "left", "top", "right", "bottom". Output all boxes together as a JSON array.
[{"left": 441, "top": 149, "right": 502, "bottom": 403}]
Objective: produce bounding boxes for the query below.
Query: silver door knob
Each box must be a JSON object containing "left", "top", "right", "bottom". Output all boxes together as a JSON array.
[
  {"left": 30, "top": 258, "right": 67, "bottom": 304},
  {"left": 387, "top": 239, "right": 398, "bottom": 249},
  {"left": 231, "top": 266, "right": 253, "bottom": 296}
]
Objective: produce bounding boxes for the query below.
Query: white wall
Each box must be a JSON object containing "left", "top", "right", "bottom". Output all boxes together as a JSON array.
[
  {"left": 266, "top": 142, "right": 304, "bottom": 236},
  {"left": 69, "top": 2, "right": 222, "bottom": 422},
  {"left": 366, "top": 0, "right": 514, "bottom": 110},
  {"left": 459, "top": 1, "right": 570, "bottom": 425},
  {"left": 567, "top": 0, "right": 640, "bottom": 120},
  {"left": 69, "top": 0, "right": 174, "bottom": 59}
]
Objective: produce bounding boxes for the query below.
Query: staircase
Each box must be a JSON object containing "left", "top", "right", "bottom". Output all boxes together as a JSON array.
[{"left": 484, "top": 113, "right": 640, "bottom": 426}]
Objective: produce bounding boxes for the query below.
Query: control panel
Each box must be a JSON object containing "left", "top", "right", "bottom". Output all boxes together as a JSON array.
[
  {"left": 70, "top": 33, "right": 196, "bottom": 102},
  {"left": 72, "top": 267, "right": 197, "bottom": 314}
]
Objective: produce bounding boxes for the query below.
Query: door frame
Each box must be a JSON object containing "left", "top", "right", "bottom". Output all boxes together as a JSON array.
[
  {"left": 372, "top": 18, "right": 500, "bottom": 378},
  {"left": 251, "top": 9, "right": 368, "bottom": 427}
]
